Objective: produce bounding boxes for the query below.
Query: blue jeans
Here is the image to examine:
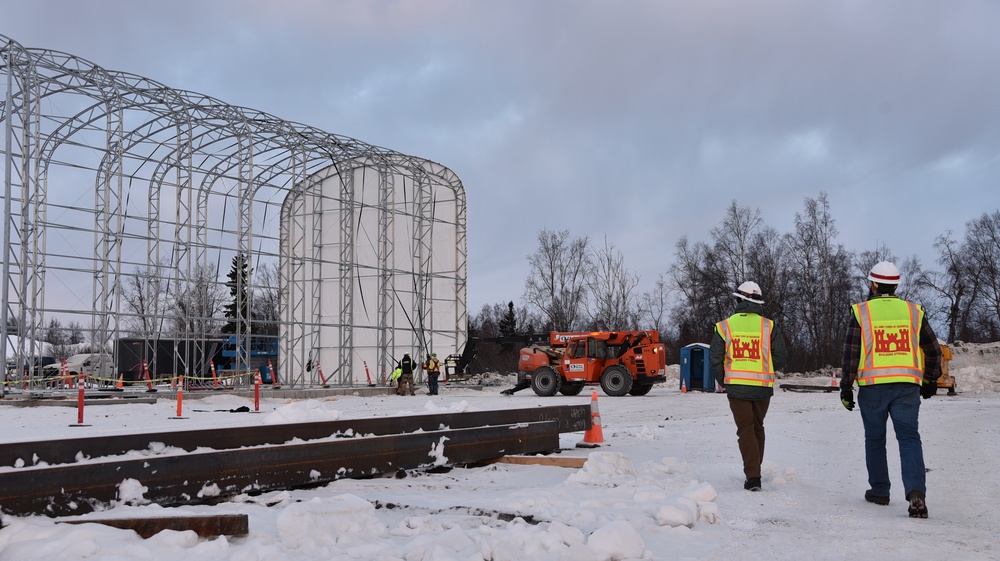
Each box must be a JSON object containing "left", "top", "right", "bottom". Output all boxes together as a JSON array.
[{"left": 858, "top": 383, "right": 925, "bottom": 497}]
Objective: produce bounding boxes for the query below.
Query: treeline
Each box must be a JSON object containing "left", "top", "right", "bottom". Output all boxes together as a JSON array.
[
  {"left": 6, "top": 255, "right": 281, "bottom": 359},
  {"left": 469, "top": 192, "right": 1000, "bottom": 373}
]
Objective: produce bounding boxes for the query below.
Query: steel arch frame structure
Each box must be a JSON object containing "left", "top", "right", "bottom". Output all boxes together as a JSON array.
[{"left": 1, "top": 34, "right": 467, "bottom": 390}]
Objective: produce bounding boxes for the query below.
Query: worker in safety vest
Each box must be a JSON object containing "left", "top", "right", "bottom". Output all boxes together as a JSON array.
[
  {"left": 423, "top": 353, "right": 442, "bottom": 395},
  {"left": 389, "top": 366, "right": 403, "bottom": 394},
  {"left": 397, "top": 353, "right": 416, "bottom": 396},
  {"left": 710, "top": 281, "right": 788, "bottom": 493},
  {"left": 839, "top": 261, "right": 941, "bottom": 518}
]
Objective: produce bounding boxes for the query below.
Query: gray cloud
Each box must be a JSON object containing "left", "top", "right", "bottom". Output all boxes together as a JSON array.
[{"left": 5, "top": 0, "right": 999, "bottom": 311}]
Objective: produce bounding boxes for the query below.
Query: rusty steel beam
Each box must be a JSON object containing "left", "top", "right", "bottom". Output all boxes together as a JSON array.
[
  {"left": 0, "top": 421, "right": 561, "bottom": 517},
  {"left": 61, "top": 514, "right": 250, "bottom": 538},
  {"left": 0, "top": 404, "right": 590, "bottom": 468}
]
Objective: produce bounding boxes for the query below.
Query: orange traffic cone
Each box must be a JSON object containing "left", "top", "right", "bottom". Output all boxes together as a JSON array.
[
  {"left": 681, "top": 377, "right": 688, "bottom": 393},
  {"left": 116, "top": 374, "right": 124, "bottom": 389},
  {"left": 577, "top": 391, "right": 605, "bottom": 448}
]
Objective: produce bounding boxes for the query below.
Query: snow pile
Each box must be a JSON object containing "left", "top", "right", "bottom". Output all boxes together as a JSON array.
[
  {"left": 116, "top": 478, "right": 149, "bottom": 506},
  {"left": 565, "top": 452, "right": 719, "bottom": 529},
  {"left": 262, "top": 399, "right": 341, "bottom": 424},
  {"left": 948, "top": 341, "right": 1000, "bottom": 394},
  {"left": 276, "top": 495, "right": 388, "bottom": 552}
]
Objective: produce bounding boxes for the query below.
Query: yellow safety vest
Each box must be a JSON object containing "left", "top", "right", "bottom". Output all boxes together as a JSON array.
[
  {"left": 852, "top": 297, "right": 924, "bottom": 386},
  {"left": 425, "top": 359, "right": 440, "bottom": 373},
  {"left": 715, "top": 313, "right": 775, "bottom": 387}
]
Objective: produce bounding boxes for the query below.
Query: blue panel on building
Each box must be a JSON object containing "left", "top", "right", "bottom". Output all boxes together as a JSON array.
[{"left": 679, "top": 343, "right": 714, "bottom": 391}]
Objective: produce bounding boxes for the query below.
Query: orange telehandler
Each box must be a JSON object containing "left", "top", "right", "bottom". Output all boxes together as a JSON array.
[{"left": 516, "top": 330, "right": 667, "bottom": 397}]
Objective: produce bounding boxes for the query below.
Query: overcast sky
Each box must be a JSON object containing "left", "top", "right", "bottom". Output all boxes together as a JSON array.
[{"left": 4, "top": 1, "right": 999, "bottom": 313}]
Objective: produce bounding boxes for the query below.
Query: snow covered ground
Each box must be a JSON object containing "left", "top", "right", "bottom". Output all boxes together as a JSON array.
[{"left": 0, "top": 342, "right": 998, "bottom": 560}]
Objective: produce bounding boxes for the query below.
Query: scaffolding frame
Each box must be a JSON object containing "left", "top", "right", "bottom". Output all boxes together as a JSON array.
[{"left": 1, "top": 34, "right": 467, "bottom": 390}]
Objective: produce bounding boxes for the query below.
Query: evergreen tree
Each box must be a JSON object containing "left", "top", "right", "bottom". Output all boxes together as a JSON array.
[
  {"left": 221, "top": 253, "right": 252, "bottom": 335},
  {"left": 499, "top": 301, "right": 518, "bottom": 338}
]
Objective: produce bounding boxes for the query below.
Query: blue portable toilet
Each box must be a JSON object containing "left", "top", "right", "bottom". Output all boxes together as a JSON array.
[
  {"left": 259, "top": 363, "right": 273, "bottom": 385},
  {"left": 680, "top": 343, "right": 713, "bottom": 391}
]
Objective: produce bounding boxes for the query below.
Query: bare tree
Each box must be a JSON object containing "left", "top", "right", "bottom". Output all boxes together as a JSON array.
[
  {"left": 639, "top": 272, "right": 672, "bottom": 335},
  {"left": 668, "top": 235, "right": 731, "bottom": 346},
  {"left": 926, "top": 231, "right": 984, "bottom": 342},
  {"left": 120, "top": 265, "right": 169, "bottom": 337},
  {"left": 965, "top": 210, "right": 1000, "bottom": 337},
  {"left": 43, "top": 318, "right": 69, "bottom": 360},
  {"left": 170, "top": 264, "right": 226, "bottom": 338},
  {"left": 523, "top": 229, "right": 591, "bottom": 332},
  {"left": 745, "top": 226, "right": 793, "bottom": 326},
  {"left": 253, "top": 262, "right": 281, "bottom": 336},
  {"left": 784, "top": 193, "right": 853, "bottom": 370},
  {"left": 711, "top": 200, "right": 763, "bottom": 288},
  {"left": 586, "top": 235, "right": 640, "bottom": 330}
]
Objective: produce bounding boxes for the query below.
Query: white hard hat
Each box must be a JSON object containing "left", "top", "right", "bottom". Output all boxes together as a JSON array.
[
  {"left": 867, "top": 261, "right": 901, "bottom": 285},
  {"left": 733, "top": 281, "right": 765, "bottom": 304}
]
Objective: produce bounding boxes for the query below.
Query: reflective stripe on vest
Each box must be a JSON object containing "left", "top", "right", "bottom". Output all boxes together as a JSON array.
[
  {"left": 715, "top": 313, "right": 775, "bottom": 387},
  {"left": 852, "top": 297, "right": 923, "bottom": 386}
]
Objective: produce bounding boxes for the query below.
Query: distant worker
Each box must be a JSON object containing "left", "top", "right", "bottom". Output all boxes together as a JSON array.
[
  {"left": 389, "top": 366, "right": 403, "bottom": 394},
  {"left": 711, "top": 281, "right": 788, "bottom": 492},
  {"left": 423, "top": 353, "right": 442, "bottom": 395},
  {"left": 840, "top": 261, "right": 941, "bottom": 518},
  {"left": 397, "top": 353, "right": 416, "bottom": 396}
]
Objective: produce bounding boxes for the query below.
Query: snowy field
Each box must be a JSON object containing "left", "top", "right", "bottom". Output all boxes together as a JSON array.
[{"left": 0, "top": 342, "right": 998, "bottom": 561}]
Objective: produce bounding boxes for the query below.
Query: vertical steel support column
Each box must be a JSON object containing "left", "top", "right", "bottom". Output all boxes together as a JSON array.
[
  {"left": 308, "top": 172, "right": 324, "bottom": 386},
  {"left": 92, "top": 94, "right": 124, "bottom": 377},
  {"left": 338, "top": 166, "right": 355, "bottom": 385},
  {"left": 17, "top": 51, "right": 43, "bottom": 388},
  {"left": 280, "top": 152, "right": 308, "bottom": 388},
  {"left": 195, "top": 180, "right": 211, "bottom": 384},
  {"left": 414, "top": 169, "right": 432, "bottom": 359},
  {"left": 377, "top": 165, "right": 395, "bottom": 381},
  {"left": 171, "top": 119, "right": 195, "bottom": 382},
  {"left": 453, "top": 174, "right": 469, "bottom": 355},
  {"left": 235, "top": 133, "right": 255, "bottom": 377},
  {"left": 1, "top": 39, "right": 14, "bottom": 376}
]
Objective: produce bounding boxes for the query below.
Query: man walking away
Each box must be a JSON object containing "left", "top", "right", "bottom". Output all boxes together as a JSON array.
[
  {"left": 423, "top": 353, "right": 441, "bottom": 395},
  {"left": 398, "top": 353, "right": 416, "bottom": 396},
  {"left": 711, "top": 281, "right": 788, "bottom": 492},
  {"left": 839, "top": 261, "right": 941, "bottom": 518}
]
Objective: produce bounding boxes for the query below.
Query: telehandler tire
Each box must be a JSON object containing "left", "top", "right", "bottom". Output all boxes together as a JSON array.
[
  {"left": 531, "top": 366, "right": 561, "bottom": 396},
  {"left": 600, "top": 365, "right": 633, "bottom": 397}
]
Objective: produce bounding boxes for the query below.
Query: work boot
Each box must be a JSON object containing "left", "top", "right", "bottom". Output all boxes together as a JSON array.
[
  {"left": 907, "top": 490, "right": 928, "bottom": 518},
  {"left": 744, "top": 477, "right": 761, "bottom": 492},
  {"left": 865, "top": 490, "right": 890, "bottom": 505},
  {"left": 501, "top": 389, "right": 514, "bottom": 396}
]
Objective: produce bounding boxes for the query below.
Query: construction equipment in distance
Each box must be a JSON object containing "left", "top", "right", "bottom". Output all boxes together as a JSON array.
[
  {"left": 936, "top": 343, "right": 956, "bottom": 395},
  {"left": 517, "top": 330, "right": 667, "bottom": 397}
]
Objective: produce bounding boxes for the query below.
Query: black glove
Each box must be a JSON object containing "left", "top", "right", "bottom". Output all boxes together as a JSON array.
[
  {"left": 840, "top": 388, "right": 855, "bottom": 411},
  {"left": 920, "top": 381, "right": 938, "bottom": 399}
]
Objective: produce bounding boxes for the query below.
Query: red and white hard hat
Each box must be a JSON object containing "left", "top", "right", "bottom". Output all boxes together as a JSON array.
[
  {"left": 867, "top": 261, "right": 901, "bottom": 284},
  {"left": 733, "top": 281, "right": 765, "bottom": 304}
]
